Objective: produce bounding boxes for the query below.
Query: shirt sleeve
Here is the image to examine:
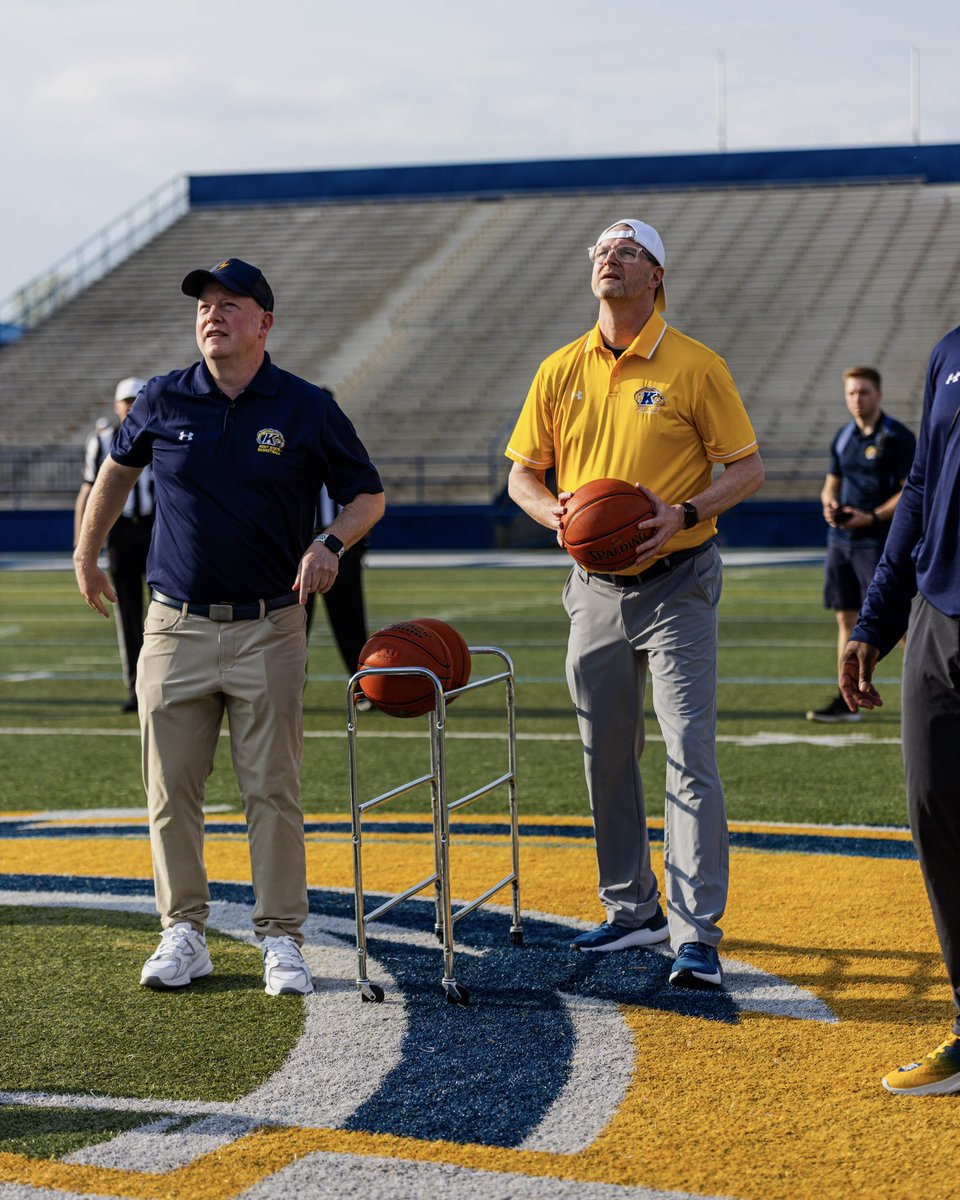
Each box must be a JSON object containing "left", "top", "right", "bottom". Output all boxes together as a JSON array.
[
  {"left": 828, "top": 430, "right": 842, "bottom": 477},
  {"left": 893, "top": 424, "right": 917, "bottom": 482},
  {"left": 504, "top": 367, "right": 556, "bottom": 471},
  {"left": 111, "top": 393, "right": 154, "bottom": 469},
  {"left": 318, "top": 393, "right": 383, "bottom": 506},
  {"left": 82, "top": 433, "right": 100, "bottom": 484},
  {"left": 851, "top": 402, "right": 929, "bottom": 655},
  {"left": 694, "top": 354, "right": 758, "bottom": 464}
]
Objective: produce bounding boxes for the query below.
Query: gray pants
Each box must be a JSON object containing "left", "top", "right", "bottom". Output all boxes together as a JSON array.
[
  {"left": 902, "top": 593, "right": 960, "bottom": 1034},
  {"left": 563, "top": 544, "right": 727, "bottom": 949}
]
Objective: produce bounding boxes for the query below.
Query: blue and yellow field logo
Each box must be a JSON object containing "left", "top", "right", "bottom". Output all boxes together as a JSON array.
[
  {"left": 256, "top": 427, "right": 285, "bottom": 455},
  {"left": 0, "top": 815, "right": 955, "bottom": 1200}
]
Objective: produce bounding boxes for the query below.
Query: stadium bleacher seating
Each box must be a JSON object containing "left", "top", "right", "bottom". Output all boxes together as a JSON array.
[{"left": 2, "top": 174, "right": 960, "bottom": 508}]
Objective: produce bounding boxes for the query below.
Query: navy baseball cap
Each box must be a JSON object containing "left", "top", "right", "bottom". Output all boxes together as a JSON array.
[{"left": 181, "top": 258, "right": 275, "bottom": 312}]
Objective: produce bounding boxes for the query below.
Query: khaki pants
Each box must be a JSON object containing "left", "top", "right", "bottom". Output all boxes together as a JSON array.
[{"left": 137, "top": 600, "right": 309, "bottom": 942}]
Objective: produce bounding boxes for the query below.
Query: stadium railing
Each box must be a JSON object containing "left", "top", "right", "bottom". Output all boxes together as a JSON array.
[{"left": 0, "top": 176, "right": 189, "bottom": 332}]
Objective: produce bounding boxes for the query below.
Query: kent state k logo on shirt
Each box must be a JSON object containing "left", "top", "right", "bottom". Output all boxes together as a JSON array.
[
  {"left": 256, "top": 428, "right": 286, "bottom": 456},
  {"left": 634, "top": 387, "right": 666, "bottom": 412}
]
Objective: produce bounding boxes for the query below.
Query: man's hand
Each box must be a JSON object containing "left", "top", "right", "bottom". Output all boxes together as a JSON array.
[
  {"left": 73, "top": 458, "right": 142, "bottom": 617},
  {"left": 293, "top": 543, "right": 340, "bottom": 602},
  {"left": 555, "top": 491, "right": 572, "bottom": 547},
  {"left": 74, "top": 556, "right": 117, "bottom": 618},
  {"left": 839, "top": 639, "right": 883, "bottom": 711},
  {"left": 633, "top": 484, "right": 684, "bottom": 565},
  {"left": 836, "top": 506, "right": 876, "bottom": 531},
  {"left": 826, "top": 503, "right": 875, "bottom": 530}
]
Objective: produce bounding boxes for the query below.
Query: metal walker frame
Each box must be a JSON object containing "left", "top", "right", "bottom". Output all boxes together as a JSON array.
[{"left": 346, "top": 647, "right": 522, "bottom": 1006}]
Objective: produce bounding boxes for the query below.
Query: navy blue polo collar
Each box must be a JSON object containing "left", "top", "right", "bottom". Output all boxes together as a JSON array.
[{"left": 195, "top": 352, "right": 280, "bottom": 398}]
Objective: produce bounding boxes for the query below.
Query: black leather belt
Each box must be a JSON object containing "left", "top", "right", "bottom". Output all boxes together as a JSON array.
[
  {"left": 151, "top": 590, "right": 300, "bottom": 621},
  {"left": 584, "top": 538, "right": 717, "bottom": 588}
]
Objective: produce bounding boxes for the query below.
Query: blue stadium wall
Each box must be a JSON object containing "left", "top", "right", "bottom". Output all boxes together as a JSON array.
[
  {"left": 10, "top": 142, "right": 959, "bottom": 554},
  {"left": 188, "top": 142, "right": 960, "bottom": 204},
  {"left": 0, "top": 500, "right": 822, "bottom": 553}
]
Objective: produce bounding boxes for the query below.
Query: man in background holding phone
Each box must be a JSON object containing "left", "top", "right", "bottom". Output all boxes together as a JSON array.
[{"left": 806, "top": 366, "right": 914, "bottom": 723}]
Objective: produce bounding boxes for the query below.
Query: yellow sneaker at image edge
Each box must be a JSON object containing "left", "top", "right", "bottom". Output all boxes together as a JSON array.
[{"left": 882, "top": 1033, "right": 960, "bottom": 1095}]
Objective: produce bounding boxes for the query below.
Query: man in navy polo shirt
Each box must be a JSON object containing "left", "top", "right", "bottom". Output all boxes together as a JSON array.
[
  {"left": 840, "top": 324, "right": 960, "bottom": 1095},
  {"left": 74, "top": 258, "right": 384, "bottom": 997},
  {"left": 806, "top": 366, "right": 914, "bottom": 723}
]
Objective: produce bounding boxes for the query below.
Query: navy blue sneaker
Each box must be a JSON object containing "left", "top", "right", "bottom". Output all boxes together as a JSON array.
[
  {"left": 571, "top": 908, "right": 669, "bottom": 952},
  {"left": 669, "top": 942, "right": 723, "bottom": 988}
]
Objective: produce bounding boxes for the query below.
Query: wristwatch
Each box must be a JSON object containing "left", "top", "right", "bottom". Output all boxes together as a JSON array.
[
  {"left": 680, "top": 501, "right": 699, "bottom": 530},
  {"left": 313, "top": 532, "right": 345, "bottom": 559}
]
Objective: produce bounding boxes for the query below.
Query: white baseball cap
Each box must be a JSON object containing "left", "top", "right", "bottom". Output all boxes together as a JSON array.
[
  {"left": 592, "top": 219, "right": 667, "bottom": 311},
  {"left": 114, "top": 377, "right": 146, "bottom": 403}
]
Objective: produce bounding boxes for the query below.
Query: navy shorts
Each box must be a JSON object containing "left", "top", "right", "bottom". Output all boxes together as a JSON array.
[{"left": 823, "top": 542, "right": 884, "bottom": 611}]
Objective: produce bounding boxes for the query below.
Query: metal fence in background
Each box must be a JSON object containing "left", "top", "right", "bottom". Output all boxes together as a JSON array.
[
  {"left": 0, "top": 447, "right": 512, "bottom": 511},
  {"left": 0, "top": 447, "right": 84, "bottom": 509},
  {"left": 0, "top": 176, "right": 189, "bottom": 332}
]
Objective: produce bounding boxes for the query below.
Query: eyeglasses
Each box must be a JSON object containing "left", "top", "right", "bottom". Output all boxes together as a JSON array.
[{"left": 587, "top": 242, "right": 658, "bottom": 266}]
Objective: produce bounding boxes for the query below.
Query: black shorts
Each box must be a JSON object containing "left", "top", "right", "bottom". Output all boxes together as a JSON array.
[{"left": 823, "top": 542, "right": 884, "bottom": 611}]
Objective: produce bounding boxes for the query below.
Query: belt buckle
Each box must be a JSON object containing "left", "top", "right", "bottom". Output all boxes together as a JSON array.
[{"left": 208, "top": 603, "right": 234, "bottom": 621}]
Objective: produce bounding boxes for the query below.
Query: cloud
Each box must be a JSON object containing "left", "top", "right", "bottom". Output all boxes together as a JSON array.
[{"left": 3, "top": 0, "right": 960, "bottom": 297}]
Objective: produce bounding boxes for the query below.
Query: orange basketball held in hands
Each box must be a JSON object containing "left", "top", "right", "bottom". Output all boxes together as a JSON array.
[
  {"left": 357, "top": 621, "right": 455, "bottom": 717},
  {"left": 560, "top": 478, "right": 655, "bottom": 571},
  {"left": 411, "top": 618, "right": 471, "bottom": 697}
]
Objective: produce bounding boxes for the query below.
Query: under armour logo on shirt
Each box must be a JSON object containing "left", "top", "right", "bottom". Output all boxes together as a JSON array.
[
  {"left": 178, "top": 430, "right": 194, "bottom": 442},
  {"left": 946, "top": 371, "right": 960, "bottom": 386}
]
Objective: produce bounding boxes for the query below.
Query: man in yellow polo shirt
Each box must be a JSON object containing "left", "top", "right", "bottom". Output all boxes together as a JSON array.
[{"left": 506, "top": 218, "right": 764, "bottom": 988}]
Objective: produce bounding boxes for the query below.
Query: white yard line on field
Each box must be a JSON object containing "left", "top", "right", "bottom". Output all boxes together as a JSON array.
[{"left": 0, "top": 726, "right": 902, "bottom": 747}]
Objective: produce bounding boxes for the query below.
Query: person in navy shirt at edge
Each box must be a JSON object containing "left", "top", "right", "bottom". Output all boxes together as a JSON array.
[
  {"left": 840, "top": 325, "right": 960, "bottom": 1096},
  {"left": 73, "top": 258, "right": 385, "bottom": 998},
  {"left": 806, "top": 366, "right": 914, "bottom": 724}
]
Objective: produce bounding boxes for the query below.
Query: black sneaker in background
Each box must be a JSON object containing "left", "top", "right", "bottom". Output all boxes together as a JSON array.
[{"left": 805, "top": 693, "right": 861, "bottom": 723}]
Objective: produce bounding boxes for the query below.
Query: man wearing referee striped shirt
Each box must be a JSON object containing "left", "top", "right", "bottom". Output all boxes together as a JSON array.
[{"left": 74, "top": 376, "right": 153, "bottom": 712}]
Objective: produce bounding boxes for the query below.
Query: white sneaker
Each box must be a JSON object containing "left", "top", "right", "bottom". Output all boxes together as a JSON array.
[
  {"left": 140, "top": 922, "right": 213, "bottom": 988},
  {"left": 262, "top": 935, "right": 314, "bottom": 996}
]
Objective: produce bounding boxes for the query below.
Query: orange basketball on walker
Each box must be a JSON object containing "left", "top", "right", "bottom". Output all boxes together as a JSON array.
[
  {"left": 357, "top": 621, "right": 455, "bottom": 717},
  {"left": 560, "top": 478, "right": 654, "bottom": 571},
  {"left": 413, "top": 618, "right": 471, "bottom": 698}
]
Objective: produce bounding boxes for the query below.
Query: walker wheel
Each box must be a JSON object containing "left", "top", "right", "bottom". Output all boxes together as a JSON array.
[
  {"left": 359, "top": 982, "right": 385, "bottom": 1003},
  {"left": 444, "top": 983, "right": 470, "bottom": 1007}
]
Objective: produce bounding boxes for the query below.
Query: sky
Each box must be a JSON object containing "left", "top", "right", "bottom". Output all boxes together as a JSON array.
[{"left": 4, "top": 0, "right": 960, "bottom": 304}]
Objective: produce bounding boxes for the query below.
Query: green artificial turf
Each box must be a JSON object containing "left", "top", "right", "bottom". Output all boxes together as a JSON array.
[
  {"left": 0, "top": 907, "right": 304, "bottom": 1102},
  {"left": 0, "top": 558, "right": 912, "bottom": 1162},
  {"left": 0, "top": 1103, "right": 171, "bottom": 1160},
  {"left": 0, "top": 563, "right": 908, "bottom": 826}
]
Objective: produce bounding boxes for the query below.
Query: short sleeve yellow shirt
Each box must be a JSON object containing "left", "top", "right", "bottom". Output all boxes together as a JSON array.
[{"left": 505, "top": 311, "right": 758, "bottom": 559}]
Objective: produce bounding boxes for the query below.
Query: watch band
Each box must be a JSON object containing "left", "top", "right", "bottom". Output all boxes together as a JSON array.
[
  {"left": 314, "top": 532, "right": 345, "bottom": 559},
  {"left": 681, "top": 501, "right": 699, "bottom": 530}
]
